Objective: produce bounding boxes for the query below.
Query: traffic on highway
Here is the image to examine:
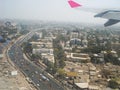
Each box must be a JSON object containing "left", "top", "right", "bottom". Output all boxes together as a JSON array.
[{"left": 8, "top": 31, "right": 66, "bottom": 90}]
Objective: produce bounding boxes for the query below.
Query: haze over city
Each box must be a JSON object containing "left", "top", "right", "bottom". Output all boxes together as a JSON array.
[{"left": 1, "top": 0, "right": 120, "bottom": 24}]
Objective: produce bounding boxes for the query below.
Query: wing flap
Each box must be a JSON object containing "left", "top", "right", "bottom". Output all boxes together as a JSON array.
[
  {"left": 104, "top": 19, "right": 120, "bottom": 27},
  {"left": 94, "top": 10, "right": 120, "bottom": 20},
  {"left": 94, "top": 10, "right": 120, "bottom": 26}
]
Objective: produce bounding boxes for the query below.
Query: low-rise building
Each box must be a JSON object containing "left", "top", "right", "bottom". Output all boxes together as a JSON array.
[
  {"left": 41, "top": 54, "right": 55, "bottom": 63},
  {"left": 32, "top": 48, "right": 53, "bottom": 55},
  {"left": 75, "top": 83, "right": 88, "bottom": 90},
  {"left": 66, "top": 53, "right": 90, "bottom": 63},
  {"left": 30, "top": 41, "right": 53, "bottom": 48},
  {"left": 89, "top": 85, "right": 99, "bottom": 90},
  {"left": 35, "top": 32, "right": 42, "bottom": 39},
  {"left": 0, "top": 54, "right": 4, "bottom": 59}
]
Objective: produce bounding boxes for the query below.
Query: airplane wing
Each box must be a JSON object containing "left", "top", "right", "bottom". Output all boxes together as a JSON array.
[
  {"left": 95, "top": 10, "right": 120, "bottom": 26},
  {"left": 68, "top": 0, "right": 120, "bottom": 26}
]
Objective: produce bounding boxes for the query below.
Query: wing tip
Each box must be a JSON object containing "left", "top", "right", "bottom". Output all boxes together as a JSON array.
[{"left": 68, "top": 0, "right": 82, "bottom": 8}]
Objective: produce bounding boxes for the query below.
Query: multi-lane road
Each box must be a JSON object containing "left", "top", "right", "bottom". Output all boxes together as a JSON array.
[{"left": 7, "top": 30, "right": 66, "bottom": 90}]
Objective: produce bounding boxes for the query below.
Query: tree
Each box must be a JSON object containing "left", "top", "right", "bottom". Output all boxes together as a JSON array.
[
  {"left": 57, "top": 68, "right": 66, "bottom": 79},
  {"left": 104, "top": 52, "right": 120, "bottom": 65},
  {"left": 31, "top": 54, "right": 41, "bottom": 60},
  {"left": 81, "top": 46, "right": 105, "bottom": 54},
  {"left": 46, "top": 62, "right": 57, "bottom": 74},
  {"left": 119, "top": 36, "right": 120, "bottom": 43},
  {"left": 20, "top": 30, "right": 29, "bottom": 35},
  {"left": 101, "top": 69, "right": 111, "bottom": 78},
  {"left": 53, "top": 38, "right": 66, "bottom": 69},
  {"left": 108, "top": 80, "right": 119, "bottom": 89},
  {"left": 23, "top": 42, "right": 33, "bottom": 54},
  {"left": 59, "top": 59, "right": 66, "bottom": 68},
  {"left": 72, "top": 46, "right": 77, "bottom": 52}
]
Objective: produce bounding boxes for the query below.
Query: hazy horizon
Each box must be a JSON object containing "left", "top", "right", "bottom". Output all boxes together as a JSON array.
[{"left": 1, "top": 0, "right": 120, "bottom": 25}]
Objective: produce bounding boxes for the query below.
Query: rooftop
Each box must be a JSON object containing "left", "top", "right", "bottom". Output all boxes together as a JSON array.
[{"left": 75, "top": 83, "right": 88, "bottom": 89}]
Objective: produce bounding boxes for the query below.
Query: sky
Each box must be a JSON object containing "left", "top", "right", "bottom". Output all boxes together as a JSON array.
[{"left": 0, "top": 0, "right": 120, "bottom": 24}]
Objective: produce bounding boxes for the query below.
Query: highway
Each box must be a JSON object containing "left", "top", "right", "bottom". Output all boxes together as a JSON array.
[{"left": 7, "top": 30, "right": 66, "bottom": 90}]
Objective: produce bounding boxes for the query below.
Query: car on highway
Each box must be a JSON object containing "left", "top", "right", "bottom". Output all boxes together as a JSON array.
[
  {"left": 37, "top": 84, "right": 40, "bottom": 86},
  {"left": 40, "top": 73, "right": 49, "bottom": 81},
  {"left": 26, "top": 77, "right": 32, "bottom": 83}
]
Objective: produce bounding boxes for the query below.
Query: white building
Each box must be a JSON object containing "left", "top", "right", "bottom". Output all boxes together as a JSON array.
[
  {"left": 35, "top": 32, "right": 42, "bottom": 39},
  {"left": 30, "top": 41, "right": 53, "bottom": 48},
  {"left": 66, "top": 53, "right": 91, "bottom": 62},
  {"left": 42, "top": 54, "right": 55, "bottom": 63},
  {"left": 70, "top": 31, "right": 79, "bottom": 39},
  {"left": 82, "top": 39, "right": 88, "bottom": 47},
  {"left": 32, "top": 48, "right": 53, "bottom": 55},
  {"left": 0, "top": 54, "right": 4, "bottom": 59},
  {"left": 75, "top": 83, "right": 88, "bottom": 90}
]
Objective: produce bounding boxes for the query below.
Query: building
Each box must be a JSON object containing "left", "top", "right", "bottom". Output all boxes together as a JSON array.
[
  {"left": 30, "top": 41, "right": 53, "bottom": 48},
  {"left": 82, "top": 39, "right": 88, "bottom": 47},
  {"left": 0, "top": 54, "right": 4, "bottom": 59},
  {"left": 110, "top": 50, "right": 118, "bottom": 57},
  {"left": 70, "top": 38, "right": 81, "bottom": 46},
  {"left": 35, "top": 32, "right": 42, "bottom": 39},
  {"left": 32, "top": 48, "right": 53, "bottom": 55},
  {"left": 70, "top": 31, "right": 79, "bottom": 39},
  {"left": 42, "top": 54, "right": 55, "bottom": 63},
  {"left": 66, "top": 53, "right": 91, "bottom": 63},
  {"left": 75, "top": 83, "right": 88, "bottom": 90},
  {"left": 88, "top": 85, "right": 99, "bottom": 90}
]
